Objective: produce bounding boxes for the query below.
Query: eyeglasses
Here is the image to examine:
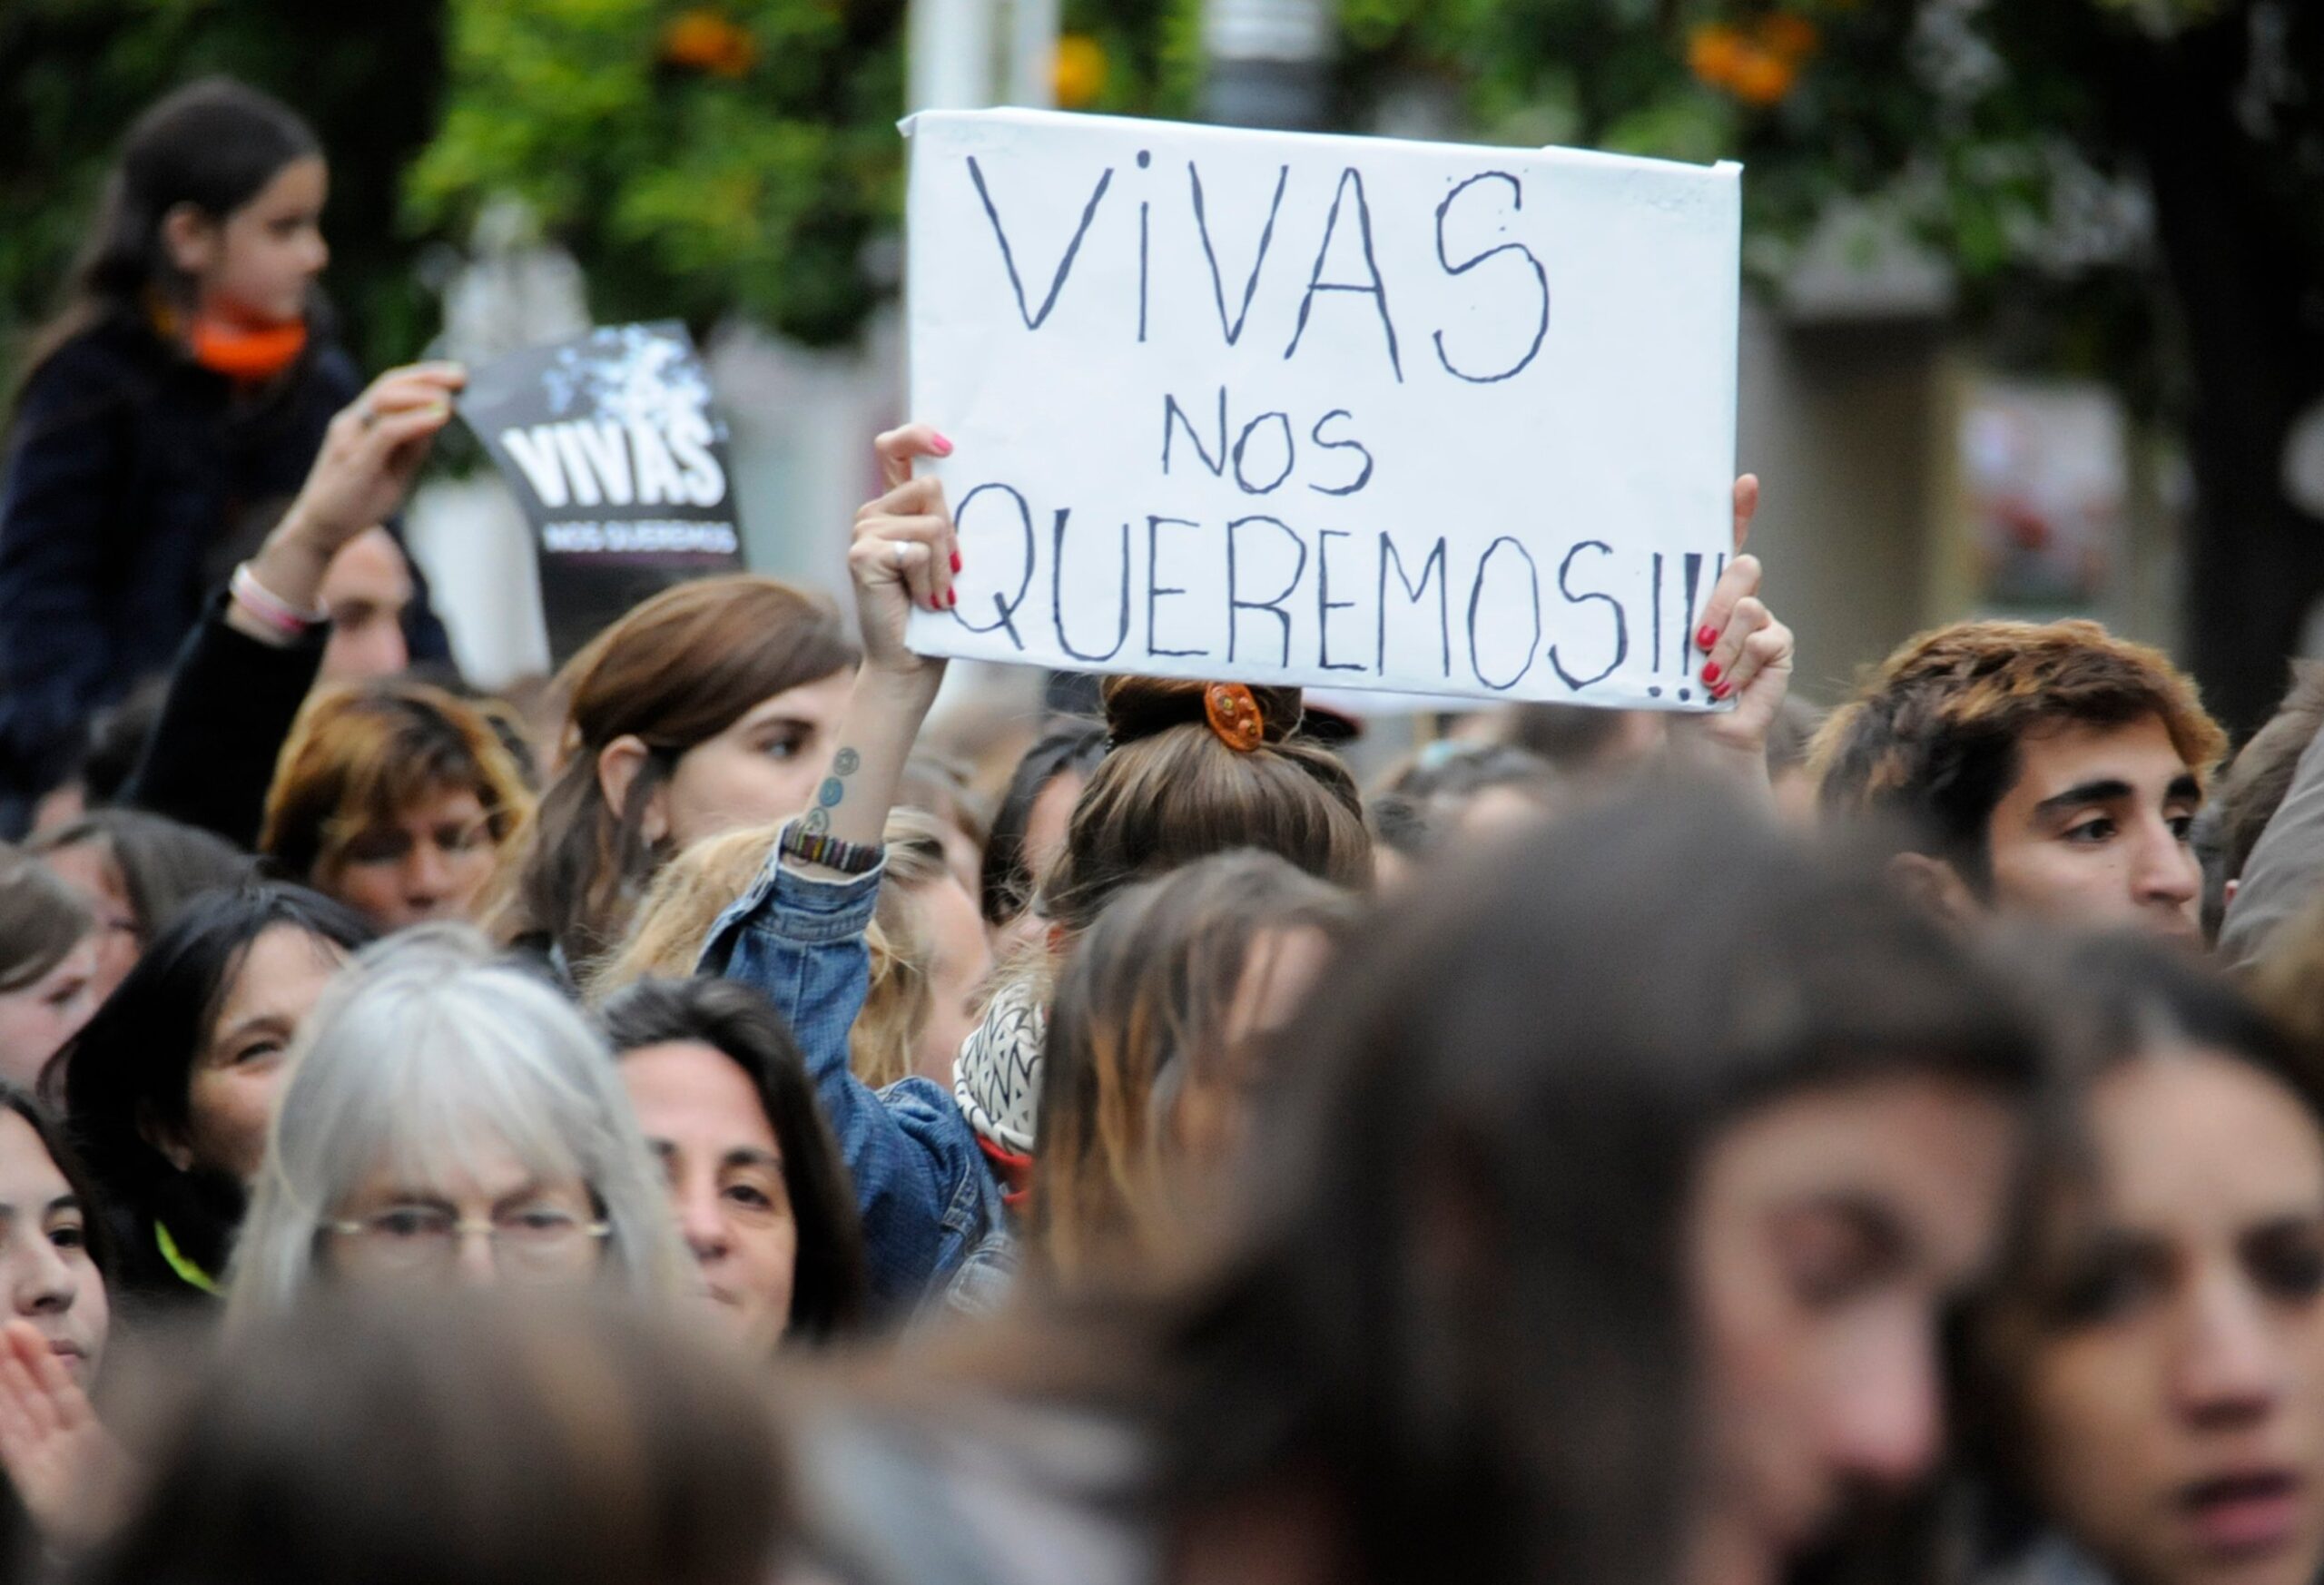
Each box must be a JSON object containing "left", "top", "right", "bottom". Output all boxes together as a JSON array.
[{"left": 326, "top": 1205, "right": 612, "bottom": 1277}]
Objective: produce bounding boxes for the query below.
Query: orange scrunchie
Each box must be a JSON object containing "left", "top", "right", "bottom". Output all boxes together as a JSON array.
[{"left": 1203, "top": 682, "right": 1265, "bottom": 753}]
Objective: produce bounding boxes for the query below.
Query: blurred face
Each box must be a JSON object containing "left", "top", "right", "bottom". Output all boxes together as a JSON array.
[
  {"left": 1020, "top": 771, "right": 1082, "bottom": 900},
  {"left": 1172, "top": 925, "right": 1334, "bottom": 1165},
  {"left": 37, "top": 841, "right": 140, "bottom": 1005},
  {"left": 657, "top": 670, "right": 854, "bottom": 852},
  {"left": 0, "top": 1112, "right": 107, "bottom": 1382},
  {"left": 909, "top": 874, "right": 993, "bottom": 1087},
  {"left": 329, "top": 1143, "right": 605, "bottom": 1291},
  {"left": 186, "top": 156, "right": 330, "bottom": 327},
  {"left": 316, "top": 529, "right": 412, "bottom": 683},
  {"left": 2004, "top": 1051, "right": 2324, "bottom": 1585},
  {"left": 151, "top": 925, "right": 344, "bottom": 1185},
  {"left": 0, "top": 936, "right": 99, "bottom": 1090},
  {"left": 321, "top": 786, "right": 498, "bottom": 931},
  {"left": 1981, "top": 714, "right": 2201, "bottom": 940},
  {"left": 622, "top": 1040, "right": 795, "bottom": 1355},
  {"left": 1688, "top": 1076, "right": 2019, "bottom": 1585}
]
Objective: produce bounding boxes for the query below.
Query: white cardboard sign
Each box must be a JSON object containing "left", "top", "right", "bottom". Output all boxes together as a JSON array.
[{"left": 902, "top": 109, "right": 1741, "bottom": 709}]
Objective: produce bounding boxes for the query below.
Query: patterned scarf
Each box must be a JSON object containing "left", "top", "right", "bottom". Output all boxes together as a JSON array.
[{"left": 952, "top": 975, "right": 1045, "bottom": 1157}]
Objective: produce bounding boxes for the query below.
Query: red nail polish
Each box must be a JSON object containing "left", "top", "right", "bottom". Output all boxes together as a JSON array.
[
  {"left": 1710, "top": 681, "right": 1732, "bottom": 701},
  {"left": 1702, "top": 661, "right": 1722, "bottom": 685},
  {"left": 1697, "top": 625, "right": 1718, "bottom": 650},
  {"left": 947, "top": 588, "right": 959, "bottom": 608},
  {"left": 931, "top": 432, "right": 954, "bottom": 456},
  {"left": 950, "top": 549, "right": 962, "bottom": 574}
]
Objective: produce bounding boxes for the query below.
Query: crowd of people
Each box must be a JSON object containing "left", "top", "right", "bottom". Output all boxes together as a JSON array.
[{"left": 0, "top": 71, "right": 2319, "bottom": 1585}]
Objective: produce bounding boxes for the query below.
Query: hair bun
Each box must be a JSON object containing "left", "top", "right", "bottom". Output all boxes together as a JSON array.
[{"left": 1098, "top": 676, "right": 1305, "bottom": 749}]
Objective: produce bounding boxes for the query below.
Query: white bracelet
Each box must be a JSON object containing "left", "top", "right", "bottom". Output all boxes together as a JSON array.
[{"left": 230, "top": 562, "right": 328, "bottom": 636}]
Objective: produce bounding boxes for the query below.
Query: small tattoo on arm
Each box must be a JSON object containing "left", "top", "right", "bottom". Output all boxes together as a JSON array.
[
  {"left": 816, "top": 777, "right": 845, "bottom": 808},
  {"left": 832, "top": 747, "right": 862, "bottom": 776},
  {"left": 801, "top": 807, "right": 831, "bottom": 834}
]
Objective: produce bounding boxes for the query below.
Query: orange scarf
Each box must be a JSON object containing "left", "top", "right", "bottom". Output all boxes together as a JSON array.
[
  {"left": 149, "top": 293, "right": 310, "bottom": 382},
  {"left": 189, "top": 315, "right": 308, "bottom": 381}
]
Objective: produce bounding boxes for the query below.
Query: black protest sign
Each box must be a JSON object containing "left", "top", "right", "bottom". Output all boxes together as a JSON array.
[{"left": 460, "top": 322, "right": 745, "bottom": 662}]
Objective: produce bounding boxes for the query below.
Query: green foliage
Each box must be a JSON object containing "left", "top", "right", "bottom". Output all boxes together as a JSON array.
[
  {"left": 1328, "top": 0, "right": 2249, "bottom": 405},
  {"left": 408, "top": 0, "right": 911, "bottom": 349},
  {"left": 409, "top": 0, "right": 1211, "bottom": 348}
]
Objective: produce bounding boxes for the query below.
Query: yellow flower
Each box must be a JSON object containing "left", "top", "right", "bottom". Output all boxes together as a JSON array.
[{"left": 1054, "top": 34, "right": 1108, "bottom": 108}]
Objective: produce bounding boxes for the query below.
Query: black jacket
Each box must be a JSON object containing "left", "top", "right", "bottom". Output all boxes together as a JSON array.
[
  {"left": 122, "top": 591, "right": 326, "bottom": 851},
  {"left": 0, "top": 316, "right": 448, "bottom": 809}
]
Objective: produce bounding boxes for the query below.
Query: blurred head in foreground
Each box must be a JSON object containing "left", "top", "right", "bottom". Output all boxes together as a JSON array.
[
  {"left": 888, "top": 788, "right": 2044, "bottom": 1585},
  {"left": 80, "top": 1291, "right": 785, "bottom": 1585}
]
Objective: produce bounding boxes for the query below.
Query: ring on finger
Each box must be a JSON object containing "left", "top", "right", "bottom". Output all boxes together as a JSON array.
[
  {"left": 891, "top": 541, "right": 911, "bottom": 568},
  {"left": 356, "top": 401, "right": 379, "bottom": 430}
]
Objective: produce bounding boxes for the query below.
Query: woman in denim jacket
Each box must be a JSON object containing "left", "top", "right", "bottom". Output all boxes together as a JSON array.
[
  {"left": 697, "top": 426, "right": 1374, "bottom": 1314},
  {"left": 701, "top": 425, "right": 1795, "bottom": 1317}
]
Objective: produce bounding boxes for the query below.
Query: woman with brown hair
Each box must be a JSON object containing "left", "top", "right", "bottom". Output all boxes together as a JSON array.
[
  {"left": 0, "top": 849, "right": 97, "bottom": 1088},
  {"left": 1035, "top": 849, "right": 1358, "bottom": 1285},
  {"left": 1943, "top": 939, "right": 2324, "bottom": 1585},
  {"left": 486, "top": 574, "right": 858, "bottom": 978},
  {"left": 601, "top": 975, "right": 870, "bottom": 1352},
  {"left": 28, "top": 810, "right": 250, "bottom": 1004},
  {"left": 259, "top": 680, "right": 533, "bottom": 933}
]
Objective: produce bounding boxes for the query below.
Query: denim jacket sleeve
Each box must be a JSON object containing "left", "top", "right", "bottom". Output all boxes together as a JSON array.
[{"left": 698, "top": 837, "right": 998, "bottom": 1313}]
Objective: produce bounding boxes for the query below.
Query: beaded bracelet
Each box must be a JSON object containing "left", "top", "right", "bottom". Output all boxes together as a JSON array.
[
  {"left": 230, "top": 562, "right": 328, "bottom": 638},
  {"left": 777, "top": 822, "right": 883, "bottom": 876}
]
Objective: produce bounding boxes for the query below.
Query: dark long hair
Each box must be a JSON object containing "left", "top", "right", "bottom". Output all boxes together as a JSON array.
[
  {"left": 979, "top": 719, "right": 1105, "bottom": 928},
  {"left": 54, "top": 881, "right": 372, "bottom": 1302},
  {"left": 1945, "top": 936, "right": 2324, "bottom": 1578},
  {"left": 18, "top": 77, "right": 322, "bottom": 390},
  {"left": 599, "top": 976, "right": 866, "bottom": 1343},
  {"left": 967, "top": 786, "right": 2043, "bottom": 1585},
  {"left": 0, "top": 1079, "right": 119, "bottom": 1295},
  {"left": 0, "top": 1079, "right": 118, "bottom": 1577}
]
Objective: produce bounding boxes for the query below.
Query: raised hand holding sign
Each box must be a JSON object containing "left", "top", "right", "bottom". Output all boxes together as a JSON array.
[{"left": 901, "top": 110, "right": 1743, "bottom": 710}]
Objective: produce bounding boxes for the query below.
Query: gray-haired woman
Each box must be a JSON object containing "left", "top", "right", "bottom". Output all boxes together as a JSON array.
[{"left": 226, "top": 927, "right": 691, "bottom": 1328}]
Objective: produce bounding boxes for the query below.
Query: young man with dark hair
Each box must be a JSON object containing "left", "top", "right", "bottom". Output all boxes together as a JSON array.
[{"left": 1811, "top": 618, "right": 2227, "bottom": 939}]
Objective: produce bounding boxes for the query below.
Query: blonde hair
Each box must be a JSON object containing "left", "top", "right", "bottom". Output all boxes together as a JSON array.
[
  {"left": 585, "top": 824, "right": 778, "bottom": 1001},
  {"left": 850, "top": 810, "right": 953, "bottom": 1089},
  {"left": 586, "top": 808, "right": 962, "bottom": 1090}
]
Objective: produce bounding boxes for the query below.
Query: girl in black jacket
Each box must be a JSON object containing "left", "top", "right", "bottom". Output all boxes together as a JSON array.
[{"left": 0, "top": 76, "right": 445, "bottom": 830}]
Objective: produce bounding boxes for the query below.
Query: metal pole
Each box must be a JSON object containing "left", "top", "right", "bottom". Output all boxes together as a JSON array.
[
  {"left": 1201, "top": 0, "right": 1333, "bottom": 129},
  {"left": 908, "top": 0, "right": 998, "bottom": 113},
  {"left": 1005, "top": 0, "right": 1060, "bottom": 108}
]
